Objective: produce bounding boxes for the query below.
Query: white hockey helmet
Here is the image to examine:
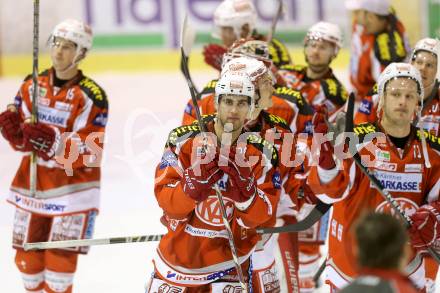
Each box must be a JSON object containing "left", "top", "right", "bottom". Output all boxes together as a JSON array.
[
  {"left": 377, "top": 63, "right": 423, "bottom": 112},
  {"left": 229, "top": 39, "right": 271, "bottom": 64},
  {"left": 215, "top": 71, "right": 255, "bottom": 109},
  {"left": 411, "top": 38, "right": 439, "bottom": 60},
  {"left": 214, "top": 0, "right": 257, "bottom": 39},
  {"left": 305, "top": 22, "right": 343, "bottom": 53},
  {"left": 50, "top": 19, "right": 93, "bottom": 53},
  {"left": 221, "top": 56, "right": 269, "bottom": 84}
]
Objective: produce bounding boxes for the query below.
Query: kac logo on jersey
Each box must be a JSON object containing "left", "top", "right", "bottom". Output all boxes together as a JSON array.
[
  {"left": 375, "top": 197, "right": 418, "bottom": 219},
  {"left": 372, "top": 171, "right": 422, "bottom": 193},
  {"left": 195, "top": 196, "right": 234, "bottom": 226}
]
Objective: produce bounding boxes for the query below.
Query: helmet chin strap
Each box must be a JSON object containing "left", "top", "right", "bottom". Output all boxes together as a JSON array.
[{"left": 56, "top": 48, "right": 84, "bottom": 75}]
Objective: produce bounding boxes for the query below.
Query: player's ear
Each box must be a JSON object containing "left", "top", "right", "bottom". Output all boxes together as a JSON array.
[{"left": 76, "top": 48, "right": 87, "bottom": 63}]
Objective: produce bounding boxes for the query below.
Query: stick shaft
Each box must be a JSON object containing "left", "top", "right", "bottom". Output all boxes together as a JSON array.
[
  {"left": 30, "top": 0, "right": 40, "bottom": 195},
  {"left": 24, "top": 234, "right": 164, "bottom": 250}
]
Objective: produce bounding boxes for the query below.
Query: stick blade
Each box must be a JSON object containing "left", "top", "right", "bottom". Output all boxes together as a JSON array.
[{"left": 180, "top": 14, "right": 196, "bottom": 57}]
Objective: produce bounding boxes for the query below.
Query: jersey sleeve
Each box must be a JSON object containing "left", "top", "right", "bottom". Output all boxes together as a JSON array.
[
  {"left": 269, "top": 38, "right": 293, "bottom": 68},
  {"left": 154, "top": 146, "right": 197, "bottom": 219},
  {"left": 372, "top": 28, "right": 407, "bottom": 80},
  {"left": 233, "top": 141, "right": 281, "bottom": 228},
  {"left": 320, "top": 77, "right": 348, "bottom": 112},
  {"left": 59, "top": 79, "right": 108, "bottom": 170}
]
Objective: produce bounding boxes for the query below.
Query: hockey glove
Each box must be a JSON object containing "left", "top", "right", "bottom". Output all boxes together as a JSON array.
[
  {"left": 409, "top": 204, "right": 440, "bottom": 252},
  {"left": 0, "top": 106, "right": 24, "bottom": 147},
  {"left": 219, "top": 149, "right": 257, "bottom": 203},
  {"left": 22, "top": 122, "right": 60, "bottom": 160},
  {"left": 312, "top": 108, "right": 336, "bottom": 170},
  {"left": 203, "top": 44, "right": 227, "bottom": 71},
  {"left": 181, "top": 160, "right": 223, "bottom": 202}
]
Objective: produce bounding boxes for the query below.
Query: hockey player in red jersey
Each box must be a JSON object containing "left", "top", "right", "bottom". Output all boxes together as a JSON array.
[
  {"left": 355, "top": 38, "right": 440, "bottom": 132},
  {"left": 183, "top": 39, "right": 315, "bottom": 135},
  {"left": 277, "top": 21, "right": 348, "bottom": 291},
  {"left": 346, "top": 0, "right": 410, "bottom": 99},
  {"left": 0, "top": 19, "right": 108, "bottom": 293},
  {"left": 220, "top": 56, "right": 305, "bottom": 292},
  {"left": 203, "top": 0, "right": 292, "bottom": 72},
  {"left": 148, "top": 66, "right": 281, "bottom": 292},
  {"left": 307, "top": 62, "right": 440, "bottom": 291},
  {"left": 278, "top": 22, "right": 348, "bottom": 118}
]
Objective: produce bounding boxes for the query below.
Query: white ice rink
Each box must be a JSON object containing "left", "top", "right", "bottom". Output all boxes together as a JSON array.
[{"left": 0, "top": 70, "right": 438, "bottom": 292}]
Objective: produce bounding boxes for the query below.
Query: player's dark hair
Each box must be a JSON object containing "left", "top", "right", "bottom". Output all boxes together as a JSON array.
[{"left": 355, "top": 212, "right": 408, "bottom": 269}]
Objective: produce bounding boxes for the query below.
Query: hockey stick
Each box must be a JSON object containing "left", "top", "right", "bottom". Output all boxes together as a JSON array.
[
  {"left": 181, "top": 15, "right": 248, "bottom": 292},
  {"left": 24, "top": 234, "right": 163, "bottom": 251},
  {"left": 267, "top": 0, "right": 284, "bottom": 43},
  {"left": 312, "top": 258, "right": 326, "bottom": 287},
  {"left": 345, "top": 92, "right": 440, "bottom": 264},
  {"left": 179, "top": 17, "right": 200, "bottom": 99},
  {"left": 30, "top": 0, "right": 40, "bottom": 196},
  {"left": 257, "top": 200, "right": 331, "bottom": 234}
]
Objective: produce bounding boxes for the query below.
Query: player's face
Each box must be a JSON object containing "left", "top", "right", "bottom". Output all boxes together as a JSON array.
[
  {"left": 50, "top": 37, "right": 77, "bottom": 71},
  {"left": 304, "top": 39, "right": 335, "bottom": 72},
  {"left": 383, "top": 78, "right": 419, "bottom": 126},
  {"left": 217, "top": 95, "right": 251, "bottom": 131},
  {"left": 411, "top": 51, "right": 438, "bottom": 90},
  {"left": 220, "top": 26, "right": 238, "bottom": 47},
  {"left": 364, "top": 11, "right": 387, "bottom": 34}
]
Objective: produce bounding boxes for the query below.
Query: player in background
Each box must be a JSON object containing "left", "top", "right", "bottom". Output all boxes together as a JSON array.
[
  {"left": 148, "top": 67, "right": 281, "bottom": 292},
  {"left": 307, "top": 62, "right": 440, "bottom": 292},
  {"left": 276, "top": 21, "right": 347, "bottom": 291},
  {"left": 355, "top": 38, "right": 440, "bottom": 133},
  {"left": 346, "top": 0, "right": 409, "bottom": 99},
  {"left": 183, "top": 39, "right": 315, "bottom": 135},
  {"left": 0, "top": 19, "right": 108, "bottom": 293},
  {"left": 203, "top": 0, "right": 292, "bottom": 73},
  {"left": 278, "top": 22, "right": 348, "bottom": 118},
  {"left": 339, "top": 213, "right": 418, "bottom": 293}
]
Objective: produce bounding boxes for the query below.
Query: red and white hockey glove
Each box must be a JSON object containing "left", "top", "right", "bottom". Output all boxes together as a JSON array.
[
  {"left": 219, "top": 149, "right": 257, "bottom": 203},
  {"left": 0, "top": 106, "right": 24, "bottom": 147},
  {"left": 312, "top": 108, "right": 335, "bottom": 170},
  {"left": 181, "top": 160, "right": 223, "bottom": 202},
  {"left": 203, "top": 43, "right": 227, "bottom": 71},
  {"left": 22, "top": 122, "right": 60, "bottom": 160},
  {"left": 409, "top": 204, "right": 440, "bottom": 252}
]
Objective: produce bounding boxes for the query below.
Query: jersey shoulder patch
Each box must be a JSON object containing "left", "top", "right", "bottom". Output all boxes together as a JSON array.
[
  {"left": 417, "top": 130, "right": 440, "bottom": 152},
  {"left": 269, "top": 37, "right": 292, "bottom": 67},
  {"left": 366, "top": 83, "right": 379, "bottom": 96},
  {"left": 274, "top": 87, "right": 314, "bottom": 115},
  {"left": 353, "top": 122, "right": 379, "bottom": 143},
  {"left": 166, "top": 124, "right": 201, "bottom": 147},
  {"left": 374, "top": 30, "right": 407, "bottom": 66},
  {"left": 246, "top": 133, "right": 279, "bottom": 167},
  {"left": 261, "top": 111, "right": 290, "bottom": 131},
  {"left": 200, "top": 79, "right": 218, "bottom": 96},
  {"left": 278, "top": 64, "right": 305, "bottom": 73},
  {"left": 320, "top": 77, "right": 348, "bottom": 106},
  {"left": 191, "top": 114, "right": 216, "bottom": 125},
  {"left": 79, "top": 76, "right": 108, "bottom": 109}
]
